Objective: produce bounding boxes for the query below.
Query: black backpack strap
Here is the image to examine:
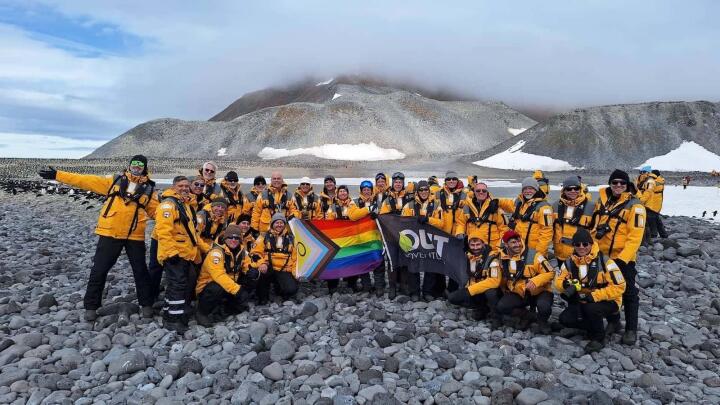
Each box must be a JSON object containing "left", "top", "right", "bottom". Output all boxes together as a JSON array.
[{"left": 164, "top": 196, "right": 197, "bottom": 246}]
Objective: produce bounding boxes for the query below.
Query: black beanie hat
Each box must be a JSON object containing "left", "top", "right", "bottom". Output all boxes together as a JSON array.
[
  {"left": 324, "top": 175, "right": 336, "bottom": 184},
  {"left": 337, "top": 185, "right": 348, "bottom": 192},
  {"left": 572, "top": 228, "right": 593, "bottom": 245},
  {"left": 129, "top": 155, "right": 148, "bottom": 174},
  {"left": 225, "top": 171, "right": 239, "bottom": 182},
  {"left": 608, "top": 169, "right": 630, "bottom": 185},
  {"left": 253, "top": 176, "right": 266, "bottom": 186}
]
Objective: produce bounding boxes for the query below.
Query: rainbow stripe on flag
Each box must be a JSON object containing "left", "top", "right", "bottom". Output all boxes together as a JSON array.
[{"left": 289, "top": 216, "right": 384, "bottom": 280}]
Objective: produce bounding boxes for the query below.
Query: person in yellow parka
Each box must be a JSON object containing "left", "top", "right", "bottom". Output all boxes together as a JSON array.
[
  {"left": 401, "top": 181, "right": 445, "bottom": 300},
  {"left": 435, "top": 171, "right": 467, "bottom": 235},
  {"left": 533, "top": 170, "right": 550, "bottom": 196},
  {"left": 593, "top": 169, "right": 645, "bottom": 345},
  {"left": 455, "top": 182, "right": 508, "bottom": 252},
  {"left": 236, "top": 214, "right": 259, "bottom": 252},
  {"left": 196, "top": 197, "right": 229, "bottom": 255},
  {"left": 251, "top": 171, "right": 299, "bottom": 233},
  {"left": 218, "top": 171, "right": 251, "bottom": 224},
  {"left": 464, "top": 175, "right": 478, "bottom": 194},
  {"left": 447, "top": 231, "right": 502, "bottom": 321},
  {"left": 195, "top": 225, "right": 252, "bottom": 327},
  {"left": 494, "top": 230, "right": 556, "bottom": 332},
  {"left": 250, "top": 213, "right": 299, "bottom": 305},
  {"left": 380, "top": 172, "right": 414, "bottom": 215},
  {"left": 498, "top": 177, "right": 554, "bottom": 256},
  {"left": 294, "top": 177, "right": 318, "bottom": 220},
  {"left": 649, "top": 170, "right": 668, "bottom": 238},
  {"left": 155, "top": 175, "right": 203, "bottom": 333},
  {"left": 39, "top": 155, "right": 159, "bottom": 322},
  {"left": 199, "top": 161, "right": 221, "bottom": 200},
  {"left": 552, "top": 176, "right": 596, "bottom": 263},
  {"left": 428, "top": 175, "right": 441, "bottom": 195},
  {"left": 245, "top": 176, "right": 266, "bottom": 213},
  {"left": 555, "top": 228, "right": 626, "bottom": 353},
  {"left": 356, "top": 180, "right": 386, "bottom": 295}
]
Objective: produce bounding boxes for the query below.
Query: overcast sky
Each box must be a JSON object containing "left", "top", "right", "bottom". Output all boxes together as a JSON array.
[{"left": 1, "top": 0, "right": 718, "bottom": 157}]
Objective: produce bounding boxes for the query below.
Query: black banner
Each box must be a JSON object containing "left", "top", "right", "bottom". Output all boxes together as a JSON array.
[{"left": 377, "top": 215, "right": 468, "bottom": 286}]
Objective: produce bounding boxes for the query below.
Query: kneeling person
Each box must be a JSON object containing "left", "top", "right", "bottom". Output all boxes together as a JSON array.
[
  {"left": 555, "top": 229, "right": 626, "bottom": 353},
  {"left": 448, "top": 231, "right": 502, "bottom": 320},
  {"left": 251, "top": 213, "right": 299, "bottom": 304},
  {"left": 195, "top": 225, "right": 252, "bottom": 326},
  {"left": 495, "top": 230, "right": 555, "bottom": 331}
]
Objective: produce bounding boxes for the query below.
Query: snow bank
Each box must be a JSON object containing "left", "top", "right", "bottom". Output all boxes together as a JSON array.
[
  {"left": 217, "top": 147, "right": 227, "bottom": 157},
  {"left": 258, "top": 143, "right": 406, "bottom": 161},
  {"left": 507, "top": 128, "right": 527, "bottom": 136},
  {"left": 316, "top": 78, "right": 334, "bottom": 86},
  {"left": 332, "top": 93, "right": 342, "bottom": 100},
  {"left": 0, "top": 133, "right": 106, "bottom": 158},
  {"left": 474, "top": 140, "right": 582, "bottom": 171},
  {"left": 637, "top": 141, "right": 720, "bottom": 172}
]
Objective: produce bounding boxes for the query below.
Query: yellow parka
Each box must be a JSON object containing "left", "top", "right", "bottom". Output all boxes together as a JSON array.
[
  {"left": 435, "top": 186, "right": 467, "bottom": 234},
  {"left": 251, "top": 185, "right": 300, "bottom": 232},
  {"left": 56, "top": 170, "right": 158, "bottom": 241},
  {"left": 499, "top": 194, "right": 554, "bottom": 256},
  {"left": 455, "top": 194, "right": 507, "bottom": 252},
  {"left": 400, "top": 196, "right": 444, "bottom": 229},
  {"left": 218, "top": 180, "right": 252, "bottom": 224},
  {"left": 155, "top": 189, "right": 202, "bottom": 265},
  {"left": 533, "top": 170, "right": 551, "bottom": 196},
  {"left": 552, "top": 195, "right": 596, "bottom": 261},
  {"left": 294, "top": 187, "right": 318, "bottom": 220},
  {"left": 498, "top": 242, "right": 555, "bottom": 296},
  {"left": 251, "top": 228, "right": 297, "bottom": 273},
  {"left": 316, "top": 197, "right": 369, "bottom": 221},
  {"left": 593, "top": 187, "right": 646, "bottom": 263},
  {"left": 466, "top": 248, "right": 502, "bottom": 296},
  {"left": 635, "top": 172, "right": 658, "bottom": 207},
  {"left": 553, "top": 242, "right": 626, "bottom": 308},
  {"left": 196, "top": 208, "right": 228, "bottom": 254},
  {"left": 199, "top": 172, "right": 222, "bottom": 201},
  {"left": 196, "top": 242, "right": 251, "bottom": 296},
  {"left": 380, "top": 188, "right": 413, "bottom": 214}
]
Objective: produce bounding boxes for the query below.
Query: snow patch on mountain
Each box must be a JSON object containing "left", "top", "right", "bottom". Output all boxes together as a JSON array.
[
  {"left": 316, "top": 78, "right": 334, "bottom": 86},
  {"left": 217, "top": 147, "right": 227, "bottom": 157},
  {"left": 332, "top": 93, "right": 342, "bottom": 100},
  {"left": 473, "top": 140, "right": 581, "bottom": 171},
  {"left": 637, "top": 141, "right": 720, "bottom": 172},
  {"left": 507, "top": 127, "right": 527, "bottom": 136},
  {"left": 258, "top": 142, "right": 406, "bottom": 161}
]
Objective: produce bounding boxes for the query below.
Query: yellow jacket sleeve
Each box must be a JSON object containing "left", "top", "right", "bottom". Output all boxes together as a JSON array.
[
  {"left": 590, "top": 259, "right": 626, "bottom": 302},
  {"left": 155, "top": 201, "right": 180, "bottom": 263},
  {"left": 379, "top": 200, "right": 392, "bottom": 214},
  {"left": 286, "top": 199, "right": 301, "bottom": 220},
  {"left": 498, "top": 198, "right": 516, "bottom": 213},
  {"left": 145, "top": 192, "right": 160, "bottom": 219},
  {"left": 241, "top": 196, "right": 253, "bottom": 217},
  {"left": 250, "top": 236, "right": 267, "bottom": 267},
  {"left": 528, "top": 256, "right": 555, "bottom": 289},
  {"left": 535, "top": 205, "right": 554, "bottom": 255},
  {"left": 618, "top": 203, "right": 646, "bottom": 263},
  {"left": 204, "top": 250, "right": 241, "bottom": 295},
  {"left": 348, "top": 204, "right": 370, "bottom": 221},
  {"left": 554, "top": 264, "right": 570, "bottom": 293},
  {"left": 428, "top": 212, "right": 444, "bottom": 230},
  {"left": 454, "top": 209, "right": 468, "bottom": 236},
  {"left": 637, "top": 179, "right": 655, "bottom": 205},
  {"left": 250, "top": 196, "right": 264, "bottom": 230},
  {"left": 56, "top": 171, "right": 114, "bottom": 196}
]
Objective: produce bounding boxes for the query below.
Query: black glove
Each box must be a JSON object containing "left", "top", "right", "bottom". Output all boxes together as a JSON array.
[
  {"left": 38, "top": 166, "right": 57, "bottom": 180},
  {"left": 369, "top": 203, "right": 378, "bottom": 213},
  {"left": 448, "top": 288, "right": 471, "bottom": 304},
  {"left": 563, "top": 285, "right": 577, "bottom": 297},
  {"left": 369, "top": 211, "right": 378, "bottom": 220},
  {"left": 246, "top": 268, "right": 260, "bottom": 280},
  {"left": 614, "top": 259, "right": 627, "bottom": 269},
  {"left": 418, "top": 216, "right": 429, "bottom": 224}
]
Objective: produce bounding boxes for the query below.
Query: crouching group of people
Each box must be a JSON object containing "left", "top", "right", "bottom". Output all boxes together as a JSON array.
[{"left": 448, "top": 227, "right": 626, "bottom": 353}]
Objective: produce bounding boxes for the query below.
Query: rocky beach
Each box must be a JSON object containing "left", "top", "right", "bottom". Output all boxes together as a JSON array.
[{"left": 1, "top": 186, "right": 720, "bottom": 404}]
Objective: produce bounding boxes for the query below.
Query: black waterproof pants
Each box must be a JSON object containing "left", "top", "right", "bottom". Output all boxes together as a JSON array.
[
  {"left": 148, "top": 238, "right": 163, "bottom": 302},
  {"left": 373, "top": 263, "right": 387, "bottom": 289},
  {"left": 496, "top": 291, "right": 553, "bottom": 321},
  {"left": 84, "top": 236, "right": 153, "bottom": 310},
  {"left": 256, "top": 269, "right": 298, "bottom": 302},
  {"left": 607, "top": 261, "right": 639, "bottom": 331},
  {"left": 449, "top": 288, "right": 502, "bottom": 316},
  {"left": 422, "top": 273, "right": 446, "bottom": 298},
  {"left": 559, "top": 301, "right": 619, "bottom": 341},
  {"left": 162, "top": 257, "right": 196, "bottom": 324},
  {"left": 197, "top": 282, "right": 250, "bottom": 315}
]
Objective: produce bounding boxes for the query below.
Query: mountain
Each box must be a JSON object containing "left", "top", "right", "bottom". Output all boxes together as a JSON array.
[
  {"left": 87, "top": 78, "right": 537, "bottom": 160},
  {"left": 467, "top": 101, "right": 720, "bottom": 170}
]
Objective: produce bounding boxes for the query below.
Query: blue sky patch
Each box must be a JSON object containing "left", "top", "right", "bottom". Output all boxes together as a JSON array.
[{"left": 0, "top": 1, "right": 146, "bottom": 57}]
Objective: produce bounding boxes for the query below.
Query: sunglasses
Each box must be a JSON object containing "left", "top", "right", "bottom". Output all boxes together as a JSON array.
[
  {"left": 225, "top": 235, "right": 241, "bottom": 241},
  {"left": 300, "top": 182, "right": 310, "bottom": 186},
  {"left": 564, "top": 186, "right": 581, "bottom": 192},
  {"left": 204, "top": 168, "right": 215, "bottom": 173},
  {"left": 226, "top": 180, "right": 237, "bottom": 183},
  {"left": 445, "top": 177, "right": 458, "bottom": 182},
  {"left": 573, "top": 242, "right": 591, "bottom": 247},
  {"left": 474, "top": 189, "right": 488, "bottom": 193},
  {"left": 129, "top": 160, "right": 145, "bottom": 167},
  {"left": 418, "top": 188, "right": 430, "bottom": 192},
  {"left": 192, "top": 182, "right": 204, "bottom": 187},
  {"left": 611, "top": 180, "right": 627, "bottom": 186}
]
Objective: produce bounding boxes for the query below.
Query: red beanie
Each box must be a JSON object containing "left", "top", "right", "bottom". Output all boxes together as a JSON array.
[{"left": 502, "top": 230, "right": 521, "bottom": 244}]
